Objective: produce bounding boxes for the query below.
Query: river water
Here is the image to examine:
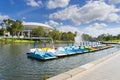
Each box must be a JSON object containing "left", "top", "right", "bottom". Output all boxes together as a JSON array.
[{"left": 0, "top": 43, "right": 119, "bottom": 80}]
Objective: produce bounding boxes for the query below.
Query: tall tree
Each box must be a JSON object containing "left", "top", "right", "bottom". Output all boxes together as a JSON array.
[
  {"left": 117, "top": 34, "right": 120, "bottom": 40},
  {"left": 0, "top": 22, "right": 6, "bottom": 36},
  {"left": 0, "top": 28, "right": 5, "bottom": 36},
  {"left": 2, "top": 19, "right": 24, "bottom": 36},
  {"left": 61, "top": 32, "right": 75, "bottom": 41},
  {"left": 97, "top": 34, "right": 106, "bottom": 41},
  {"left": 105, "top": 34, "right": 113, "bottom": 41},
  {"left": 15, "top": 20, "right": 24, "bottom": 36},
  {"left": 32, "top": 26, "right": 45, "bottom": 37},
  {"left": 82, "top": 34, "right": 92, "bottom": 41},
  {"left": 0, "top": 22, "right": 4, "bottom": 28},
  {"left": 66, "top": 32, "right": 75, "bottom": 41},
  {"left": 48, "top": 30, "right": 61, "bottom": 40}
]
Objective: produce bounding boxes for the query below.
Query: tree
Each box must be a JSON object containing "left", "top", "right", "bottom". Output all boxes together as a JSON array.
[
  {"left": 0, "top": 22, "right": 4, "bottom": 28},
  {"left": 82, "top": 34, "right": 92, "bottom": 41},
  {"left": 2, "top": 19, "right": 24, "bottom": 36},
  {"left": 48, "top": 30, "right": 61, "bottom": 40},
  {"left": 0, "top": 28, "right": 5, "bottom": 36},
  {"left": 61, "top": 32, "right": 75, "bottom": 41},
  {"left": 0, "top": 22, "right": 6, "bottom": 36},
  {"left": 32, "top": 27, "right": 45, "bottom": 37},
  {"left": 66, "top": 32, "right": 75, "bottom": 41},
  {"left": 3, "top": 19, "right": 14, "bottom": 35},
  {"left": 117, "top": 34, "right": 120, "bottom": 40},
  {"left": 15, "top": 20, "right": 24, "bottom": 36},
  {"left": 105, "top": 34, "right": 113, "bottom": 41},
  {"left": 97, "top": 34, "right": 106, "bottom": 41}
]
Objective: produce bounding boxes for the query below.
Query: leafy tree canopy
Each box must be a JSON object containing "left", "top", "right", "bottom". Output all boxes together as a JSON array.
[{"left": 32, "top": 26, "right": 45, "bottom": 37}]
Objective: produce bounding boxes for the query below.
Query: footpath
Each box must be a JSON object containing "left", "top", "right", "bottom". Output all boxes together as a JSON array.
[{"left": 47, "top": 50, "right": 120, "bottom": 80}]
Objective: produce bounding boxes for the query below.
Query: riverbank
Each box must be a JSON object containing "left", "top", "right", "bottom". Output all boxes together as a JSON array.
[
  {"left": 103, "top": 40, "right": 120, "bottom": 43},
  {"left": 0, "top": 38, "right": 74, "bottom": 43},
  {"left": 0, "top": 38, "right": 34, "bottom": 43},
  {"left": 47, "top": 50, "right": 120, "bottom": 80}
]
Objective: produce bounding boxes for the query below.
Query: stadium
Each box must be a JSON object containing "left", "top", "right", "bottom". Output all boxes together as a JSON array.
[{"left": 22, "top": 22, "right": 54, "bottom": 37}]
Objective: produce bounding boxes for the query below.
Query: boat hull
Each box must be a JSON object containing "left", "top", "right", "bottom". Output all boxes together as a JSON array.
[{"left": 27, "top": 52, "right": 57, "bottom": 61}]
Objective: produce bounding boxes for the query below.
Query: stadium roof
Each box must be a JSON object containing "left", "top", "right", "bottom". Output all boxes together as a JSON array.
[{"left": 22, "top": 22, "right": 54, "bottom": 30}]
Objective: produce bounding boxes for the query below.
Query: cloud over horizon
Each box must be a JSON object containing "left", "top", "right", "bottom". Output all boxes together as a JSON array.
[
  {"left": 84, "top": 23, "right": 120, "bottom": 37},
  {"left": 52, "top": 22, "right": 120, "bottom": 37}
]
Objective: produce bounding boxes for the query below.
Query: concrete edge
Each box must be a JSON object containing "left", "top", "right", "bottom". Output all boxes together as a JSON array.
[{"left": 47, "top": 50, "right": 120, "bottom": 80}]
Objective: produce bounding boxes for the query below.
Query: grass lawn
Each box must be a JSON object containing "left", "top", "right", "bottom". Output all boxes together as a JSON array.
[
  {"left": 106, "top": 40, "right": 120, "bottom": 42},
  {"left": 0, "top": 38, "right": 34, "bottom": 43}
]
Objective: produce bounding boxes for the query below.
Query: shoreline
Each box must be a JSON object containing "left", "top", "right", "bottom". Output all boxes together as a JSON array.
[
  {"left": 0, "top": 38, "right": 74, "bottom": 43},
  {"left": 47, "top": 50, "right": 120, "bottom": 80}
]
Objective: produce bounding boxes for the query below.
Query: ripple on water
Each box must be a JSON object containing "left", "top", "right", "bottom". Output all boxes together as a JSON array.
[{"left": 0, "top": 43, "right": 119, "bottom": 80}]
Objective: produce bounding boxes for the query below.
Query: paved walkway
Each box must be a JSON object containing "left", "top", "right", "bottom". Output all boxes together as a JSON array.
[{"left": 67, "top": 50, "right": 120, "bottom": 80}]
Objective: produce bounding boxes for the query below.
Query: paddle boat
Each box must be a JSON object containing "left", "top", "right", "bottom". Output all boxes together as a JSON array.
[
  {"left": 26, "top": 37, "right": 58, "bottom": 60},
  {"left": 27, "top": 48, "right": 57, "bottom": 60},
  {"left": 26, "top": 38, "right": 113, "bottom": 61},
  {"left": 53, "top": 46, "right": 89, "bottom": 57}
]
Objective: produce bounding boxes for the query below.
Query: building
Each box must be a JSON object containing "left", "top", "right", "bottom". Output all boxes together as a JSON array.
[{"left": 22, "top": 22, "right": 54, "bottom": 37}]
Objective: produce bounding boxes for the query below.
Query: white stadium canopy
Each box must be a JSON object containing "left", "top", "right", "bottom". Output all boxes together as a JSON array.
[{"left": 22, "top": 22, "right": 54, "bottom": 30}]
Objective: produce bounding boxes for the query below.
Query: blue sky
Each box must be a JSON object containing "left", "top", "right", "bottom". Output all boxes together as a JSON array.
[{"left": 0, "top": 0, "right": 120, "bottom": 37}]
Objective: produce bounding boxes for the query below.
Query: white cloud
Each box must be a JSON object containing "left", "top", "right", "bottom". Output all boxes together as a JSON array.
[
  {"left": 45, "top": 20, "right": 63, "bottom": 28},
  {"left": 50, "top": 1, "right": 120, "bottom": 25},
  {"left": 49, "top": 5, "right": 78, "bottom": 20},
  {"left": 47, "top": 0, "right": 70, "bottom": 9},
  {"left": 27, "top": 0, "right": 42, "bottom": 7},
  {"left": 106, "top": 13, "right": 120, "bottom": 22},
  {"left": 86, "top": 23, "right": 107, "bottom": 29},
  {"left": 104, "top": 27, "right": 120, "bottom": 35},
  {"left": 109, "top": 0, "right": 120, "bottom": 4},
  {"left": 84, "top": 23, "right": 120, "bottom": 37},
  {"left": 0, "top": 14, "right": 9, "bottom": 21},
  {"left": 57, "top": 25, "right": 80, "bottom": 33}
]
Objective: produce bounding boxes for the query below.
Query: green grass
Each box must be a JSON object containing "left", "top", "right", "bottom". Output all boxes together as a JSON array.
[
  {"left": 0, "top": 38, "right": 34, "bottom": 43},
  {"left": 104, "top": 40, "right": 120, "bottom": 43},
  {"left": 54, "top": 40, "right": 74, "bottom": 43},
  {"left": 13, "top": 40, "right": 34, "bottom": 43}
]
